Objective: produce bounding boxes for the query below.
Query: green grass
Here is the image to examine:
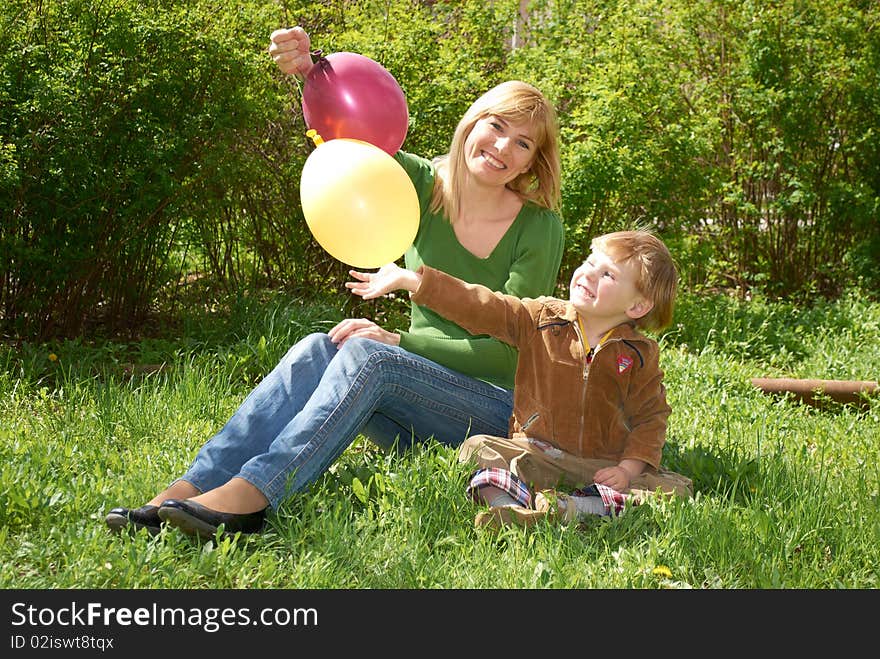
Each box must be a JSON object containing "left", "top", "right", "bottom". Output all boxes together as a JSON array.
[{"left": 1, "top": 290, "right": 878, "bottom": 589}]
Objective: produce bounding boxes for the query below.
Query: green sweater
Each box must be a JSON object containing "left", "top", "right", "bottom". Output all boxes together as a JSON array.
[{"left": 393, "top": 150, "right": 564, "bottom": 390}]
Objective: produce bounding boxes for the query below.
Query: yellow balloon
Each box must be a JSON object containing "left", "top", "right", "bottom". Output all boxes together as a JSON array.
[{"left": 300, "top": 137, "right": 420, "bottom": 269}]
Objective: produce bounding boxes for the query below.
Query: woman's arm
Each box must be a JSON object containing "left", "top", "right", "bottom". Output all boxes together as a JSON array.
[{"left": 268, "top": 27, "right": 314, "bottom": 78}]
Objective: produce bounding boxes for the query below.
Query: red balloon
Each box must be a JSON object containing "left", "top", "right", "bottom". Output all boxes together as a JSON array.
[{"left": 301, "top": 51, "right": 408, "bottom": 155}]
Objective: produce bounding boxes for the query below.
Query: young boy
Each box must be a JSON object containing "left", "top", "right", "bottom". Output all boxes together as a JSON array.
[{"left": 347, "top": 230, "right": 692, "bottom": 529}]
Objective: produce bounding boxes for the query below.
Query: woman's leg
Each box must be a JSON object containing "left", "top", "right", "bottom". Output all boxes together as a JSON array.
[
  {"left": 157, "top": 333, "right": 339, "bottom": 501},
  {"left": 227, "top": 337, "right": 513, "bottom": 510},
  {"left": 360, "top": 412, "right": 416, "bottom": 452}
]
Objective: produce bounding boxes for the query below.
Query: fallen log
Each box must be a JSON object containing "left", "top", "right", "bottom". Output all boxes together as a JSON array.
[{"left": 750, "top": 378, "right": 879, "bottom": 408}]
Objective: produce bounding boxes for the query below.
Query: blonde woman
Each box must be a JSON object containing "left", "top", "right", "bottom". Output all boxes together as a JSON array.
[{"left": 105, "top": 27, "right": 565, "bottom": 538}]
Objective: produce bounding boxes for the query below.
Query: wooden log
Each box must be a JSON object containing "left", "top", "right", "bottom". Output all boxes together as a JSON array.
[{"left": 750, "top": 378, "right": 879, "bottom": 407}]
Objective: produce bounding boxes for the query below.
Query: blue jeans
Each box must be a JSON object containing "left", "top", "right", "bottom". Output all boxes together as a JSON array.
[{"left": 179, "top": 333, "right": 514, "bottom": 509}]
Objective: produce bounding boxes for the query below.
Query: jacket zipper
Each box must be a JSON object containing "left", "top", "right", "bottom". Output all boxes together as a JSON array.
[
  {"left": 572, "top": 321, "right": 590, "bottom": 454},
  {"left": 572, "top": 325, "right": 622, "bottom": 455}
]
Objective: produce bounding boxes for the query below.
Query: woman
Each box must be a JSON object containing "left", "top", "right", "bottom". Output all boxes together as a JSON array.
[{"left": 105, "top": 26, "right": 565, "bottom": 539}]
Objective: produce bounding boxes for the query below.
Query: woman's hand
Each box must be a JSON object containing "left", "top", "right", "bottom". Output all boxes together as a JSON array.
[
  {"left": 345, "top": 264, "right": 421, "bottom": 300},
  {"left": 269, "top": 26, "right": 314, "bottom": 77},
  {"left": 328, "top": 318, "right": 400, "bottom": 348}
]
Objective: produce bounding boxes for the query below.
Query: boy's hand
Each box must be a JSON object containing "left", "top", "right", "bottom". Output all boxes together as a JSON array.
[
  {"left": 345, "top": 263, "right": 421, "bottom": 300},
  {"left": 269, "top": 26, "right": 314, "bottom": 77},
  {"left": 593, "top": 466, "right": 632, "bottom": 492},
  {"left": 594, "top": 458, "right": 646, "bottom": 493}
]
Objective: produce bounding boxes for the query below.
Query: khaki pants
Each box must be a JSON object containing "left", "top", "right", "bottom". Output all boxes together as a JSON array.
[{"left": 459, "top": 434, "right": 693, "bottom": 501}]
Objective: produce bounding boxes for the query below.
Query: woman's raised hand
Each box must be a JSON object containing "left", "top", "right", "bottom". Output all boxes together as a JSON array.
[{"left": 268, "top": 26, "right": 314, "bottom": 77}]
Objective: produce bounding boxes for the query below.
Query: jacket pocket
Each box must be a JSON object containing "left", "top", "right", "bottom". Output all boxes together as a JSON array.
[{"left": 514, "top": 395, "right": 554, "bottom": 443}]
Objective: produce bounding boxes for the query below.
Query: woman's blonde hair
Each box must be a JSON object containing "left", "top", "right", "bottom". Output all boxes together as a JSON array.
[
  {"left": 591, "top": 230, "right": 679, "bottom": 331},
  {"left": 429, "top": 80, "right": 561, "bottom": 222}
]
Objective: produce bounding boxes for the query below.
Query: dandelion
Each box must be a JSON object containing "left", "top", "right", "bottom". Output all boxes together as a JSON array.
[
  {"left": 48, "top": 353, "right": 58, "bottom": 362},
  {"left": 652, "top": 565, "right": 673, "bottom": 578}
]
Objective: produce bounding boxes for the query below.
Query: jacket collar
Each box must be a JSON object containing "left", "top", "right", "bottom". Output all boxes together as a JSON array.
[{"left": 558, "top": 301, "right": 643, "bottom": 342}]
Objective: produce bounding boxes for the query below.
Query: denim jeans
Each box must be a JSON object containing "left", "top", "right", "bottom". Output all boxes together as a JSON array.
[{"left": 179, "top": 333, "right": 514, "bottom": 509}]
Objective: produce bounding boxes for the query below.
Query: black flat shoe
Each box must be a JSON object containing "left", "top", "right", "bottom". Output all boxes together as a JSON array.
[
  {"left": 157, "top": 499, "right": 266, "bottom": 539},
  {"left": 105, "top": 505, "right": 162, "bottom": 536}
]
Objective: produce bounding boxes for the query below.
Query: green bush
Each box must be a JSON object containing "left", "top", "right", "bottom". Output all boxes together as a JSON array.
[
  {"left": 2, "top": 0, "right": 878, "bottom": 341},
  {"left": 0, "top": 0, "right": 302, "bottom": 338}
]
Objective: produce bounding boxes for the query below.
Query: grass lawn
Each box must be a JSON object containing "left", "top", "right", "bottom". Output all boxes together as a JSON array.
[{"left": 1, "top": 290, "right": 878, "bottom": 589}]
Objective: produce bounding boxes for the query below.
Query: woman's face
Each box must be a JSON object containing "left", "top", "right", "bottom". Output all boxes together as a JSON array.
[{"left": 463, "top": 115, "right": 536, "bottom": 187}]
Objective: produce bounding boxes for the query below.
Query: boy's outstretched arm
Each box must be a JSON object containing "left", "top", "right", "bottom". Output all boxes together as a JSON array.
[
  {"left": 353, "top": 264, "right": 533, "bottom": 349},
  {"left": 346, "top": 263, "right": 422, "bottom": 300}
]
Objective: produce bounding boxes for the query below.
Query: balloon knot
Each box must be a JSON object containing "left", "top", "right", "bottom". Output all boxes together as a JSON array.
[{"left": 306, "top": 129, "right": 324, "bottom": 147}]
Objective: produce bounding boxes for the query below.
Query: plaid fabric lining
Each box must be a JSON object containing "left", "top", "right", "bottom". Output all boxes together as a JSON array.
[
  {"left": 572, "top": 483, "right": 632, "bottom": 516},
  {"left": 467, "top": 468, "right": 636, "bottom": 517},
  {"left": 467, "top": 468, "right": 533, "bottom": 509}
]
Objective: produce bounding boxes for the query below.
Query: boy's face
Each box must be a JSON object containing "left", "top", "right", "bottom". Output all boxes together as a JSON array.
[{"left": 569, "top": 248, "right": 651, "bottom": 323}]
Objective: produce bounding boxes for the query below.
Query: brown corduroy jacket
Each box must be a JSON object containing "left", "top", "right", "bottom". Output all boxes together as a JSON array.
[{"left": 412, "top": 266, "right": 672, "bottom": 470}]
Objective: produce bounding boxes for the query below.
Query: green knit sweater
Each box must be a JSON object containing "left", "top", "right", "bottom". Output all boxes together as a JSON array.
[{"left": 393, "top": 150, "right": 564, "bottom": 390}]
